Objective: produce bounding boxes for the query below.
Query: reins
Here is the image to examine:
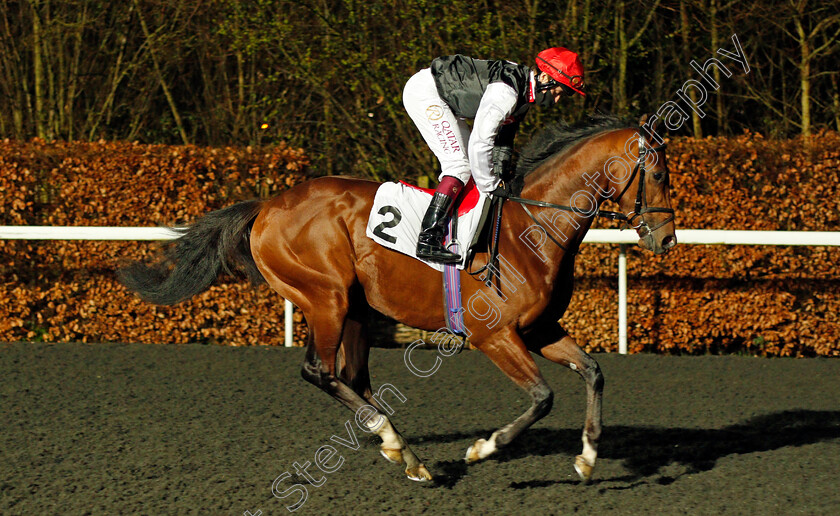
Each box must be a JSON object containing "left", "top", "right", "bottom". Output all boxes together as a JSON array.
[
  {"left": 494, "top": 133, "right": 674, "bottom": 242},
  {"left": 469, "top": 131, "right": 674, "bottom": 281}
]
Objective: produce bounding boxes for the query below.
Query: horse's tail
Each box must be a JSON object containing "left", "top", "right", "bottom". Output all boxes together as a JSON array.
[{"left": 118, "top": 200, "right": 266, "bottom": 306}]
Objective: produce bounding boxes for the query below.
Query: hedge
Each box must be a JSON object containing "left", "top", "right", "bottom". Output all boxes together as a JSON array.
[
  {"left": 1, "top": 132, "right": 838, "bottom": 356},
  {"left": 0, "top": 140, "right": 309, "bottom": 346},
  {"left": 568, "top": 130, "right": 840, "bottom": 356}
]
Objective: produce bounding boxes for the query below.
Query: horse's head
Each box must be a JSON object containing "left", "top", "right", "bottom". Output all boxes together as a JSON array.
[
  {"left": 610, "top": 115, "right": 677, "bottom": 255},
  {"left": 513, "top": 114, "right": 677, "bottom": 256}
]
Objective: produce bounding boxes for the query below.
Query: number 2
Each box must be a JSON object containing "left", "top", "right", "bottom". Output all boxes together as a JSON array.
[{"left": 373, "top": 205, "right": 402, "bottom": 244}]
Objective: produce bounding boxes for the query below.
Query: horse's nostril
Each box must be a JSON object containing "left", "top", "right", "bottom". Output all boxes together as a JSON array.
[{"left": 662, "top": 235, "right": 676, "bottom": 250}]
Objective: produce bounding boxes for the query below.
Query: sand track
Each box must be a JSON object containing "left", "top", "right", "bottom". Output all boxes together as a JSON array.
[{"left": 2, "top": 343, "right": 839, "bottom": 515}]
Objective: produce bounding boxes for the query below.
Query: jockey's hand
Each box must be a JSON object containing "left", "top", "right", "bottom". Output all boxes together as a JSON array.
[
  {"left": 490, "top": 183, "right": 510, "bottom": 198},
  {"left": 492, "top": 146, "right": 514, "bottom": 180}
]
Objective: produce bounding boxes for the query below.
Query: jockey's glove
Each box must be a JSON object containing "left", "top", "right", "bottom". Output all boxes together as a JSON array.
[{"left": 492, "top": 146, "right": 514, "bottom": 180}]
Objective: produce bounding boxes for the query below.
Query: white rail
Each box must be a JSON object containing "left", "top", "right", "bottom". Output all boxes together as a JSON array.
[
  {"left": 584, "top": 229, "right": 840, "bottom": 246},
  {"left": 0, "top": 225, "right": 295, "bottom": 346},
  {"left": 585, "top": 229, "right": 840, "bottom": 353},
  {"left": 0, "top": 226, "right": 183, "bottom": 240},
  {"left": 3, "top": 226, "right": 839, "bottom": 352}
]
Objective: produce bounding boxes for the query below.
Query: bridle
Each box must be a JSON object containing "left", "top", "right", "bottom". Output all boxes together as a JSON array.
[
  {"left": 612, "top": 134, "right": 675, "bottom": 237},
  {"left": 469, "top": 130, "right": 675, "bottom": 284},
  {"left": 490, "top": 132, "right": 675, "bottom": 252}
]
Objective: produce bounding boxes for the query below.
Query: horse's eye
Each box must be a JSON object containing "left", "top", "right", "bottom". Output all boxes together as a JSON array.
[{"left": 653, "top": 172, "right": 664, "bottom": 182}]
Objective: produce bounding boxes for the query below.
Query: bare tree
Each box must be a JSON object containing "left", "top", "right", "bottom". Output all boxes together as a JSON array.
[{"left": 613, "top": 0, "right": 662, "bottom": 114}]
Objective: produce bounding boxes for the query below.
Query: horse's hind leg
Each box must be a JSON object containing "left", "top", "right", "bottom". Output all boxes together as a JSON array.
[
  {"left": 302, "top": 306, "right": 432, "bottom": 481},
  {"left": 524, "top": 322, "right": 603, "bottom": 482},
  {"left": 465, "top": 327, "right": 554, "bottom": 463},
  {"left": 335, "top": 314, "right": 427, "bottom": 474},
  {"left": 335, "top": 307, "right": 373, "bottom": 399}
]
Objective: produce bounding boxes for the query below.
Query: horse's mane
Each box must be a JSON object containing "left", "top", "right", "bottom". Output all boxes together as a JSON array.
[{"left": 516, "top": 113, "right": 633, "bottom": 178}]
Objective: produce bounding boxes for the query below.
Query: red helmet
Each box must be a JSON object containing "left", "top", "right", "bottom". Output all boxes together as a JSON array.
[{"left": 536, "top": 47, "right": 586, "bottom": 96}]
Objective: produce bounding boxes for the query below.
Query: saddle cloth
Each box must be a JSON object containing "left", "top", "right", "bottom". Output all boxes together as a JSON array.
[{"left": 365, "top": 179, "right": 489, "bottom": 271}]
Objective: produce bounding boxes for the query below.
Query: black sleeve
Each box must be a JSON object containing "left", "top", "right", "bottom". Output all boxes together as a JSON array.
[{"left": 493, "top": 120, "right": 519, "bottom": 180}]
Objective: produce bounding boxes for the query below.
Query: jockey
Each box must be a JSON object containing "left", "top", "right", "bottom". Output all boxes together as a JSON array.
[{"left": 403, "top": 47, "right": 586, "bottom": 264}]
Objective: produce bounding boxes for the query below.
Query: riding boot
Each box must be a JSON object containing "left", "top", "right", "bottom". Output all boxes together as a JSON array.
[{"left": 416, "top": 192, "right": 461, "bottom": 263}]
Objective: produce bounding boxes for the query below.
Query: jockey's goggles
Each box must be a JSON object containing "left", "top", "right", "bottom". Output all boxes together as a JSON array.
[{"left": 536, "top": 56, "right": 585, "bottom": 92}]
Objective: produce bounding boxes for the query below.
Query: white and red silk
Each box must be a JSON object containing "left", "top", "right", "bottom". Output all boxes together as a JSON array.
[{"left": 402, "top": 68, "right": 535, "bottom": 195}]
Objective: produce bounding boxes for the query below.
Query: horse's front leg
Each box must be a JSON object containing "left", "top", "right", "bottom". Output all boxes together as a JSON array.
[
  {"left": 466, "top": 327, "right": 554, "bottom": 463},
  {"left": 523, "top": 322, "right": 604, "bottom": 482}
]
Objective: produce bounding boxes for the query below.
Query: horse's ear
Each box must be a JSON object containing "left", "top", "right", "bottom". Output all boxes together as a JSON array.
[{"left": 638, "top": 114, "right": 649, "bottom": 127}]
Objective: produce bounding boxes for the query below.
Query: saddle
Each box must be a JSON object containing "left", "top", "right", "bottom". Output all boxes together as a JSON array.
[
  {"left": 366, "top": 179, "right": 498, "bottom": 337},
  {"left": 365, "top": 179, "right": 493, "bottom": 272}
]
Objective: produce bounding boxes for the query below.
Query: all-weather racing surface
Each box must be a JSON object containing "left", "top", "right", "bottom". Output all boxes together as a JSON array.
[{"left": 2, "top": 342, "right": 839, "bottom": 515}]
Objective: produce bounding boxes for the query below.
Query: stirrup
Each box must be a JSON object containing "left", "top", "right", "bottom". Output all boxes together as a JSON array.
[
  {"left": 417, "top": 237, "right": 461, "bottom": 263},
  {"left": 417, "top": 246, "right": 461, "bottom": 264}
]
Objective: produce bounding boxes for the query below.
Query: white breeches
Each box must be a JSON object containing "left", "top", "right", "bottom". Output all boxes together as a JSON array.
[{"left": 403, "top": 68, "right": 490, "bottom": 188}]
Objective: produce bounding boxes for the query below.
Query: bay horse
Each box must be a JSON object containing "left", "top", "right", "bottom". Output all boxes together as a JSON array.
[{"left": 119, "top": 114, "right": 676, "bottom": 484}]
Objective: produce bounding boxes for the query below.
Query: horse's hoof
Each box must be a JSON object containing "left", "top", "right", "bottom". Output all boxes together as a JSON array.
[
  {"left": 406, "top": 464, "right": 433, "bottom": 482},
  {"left": 574, "top": 455, "right": 594, "bottom": 483},
  {"left": 465, "top": 438, "right": 489, "bottom": 464},
  {"left": 380, "top": 447, "right": 404, "bottom": 464}
]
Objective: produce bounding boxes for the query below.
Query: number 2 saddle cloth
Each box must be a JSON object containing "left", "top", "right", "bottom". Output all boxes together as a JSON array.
[{"left": 365, "top": 179, "right": 490, "bottom": 272}]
